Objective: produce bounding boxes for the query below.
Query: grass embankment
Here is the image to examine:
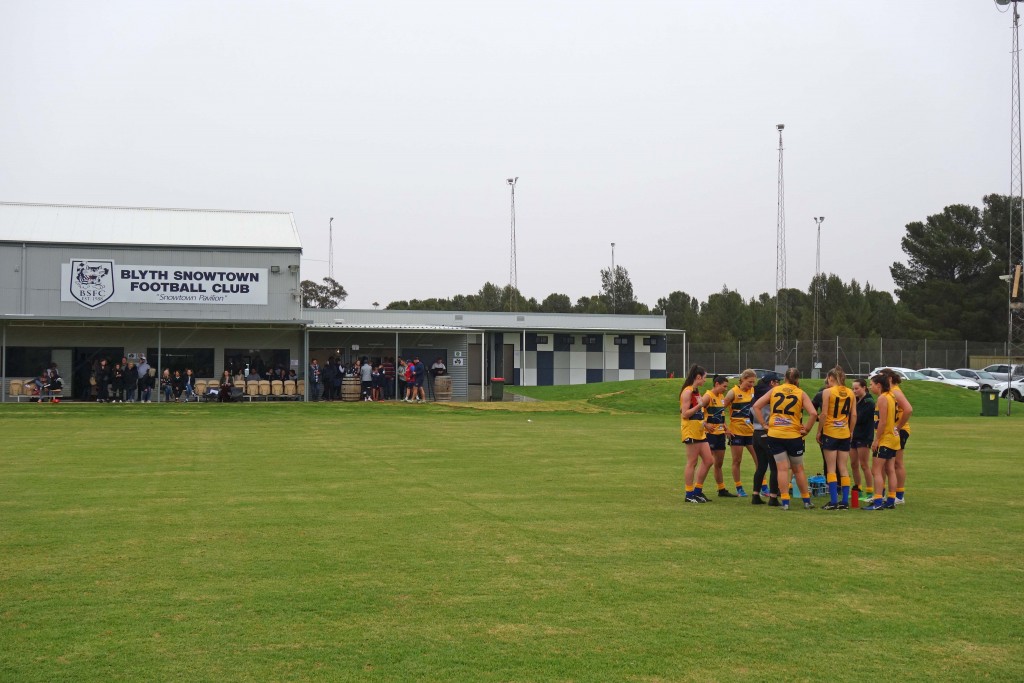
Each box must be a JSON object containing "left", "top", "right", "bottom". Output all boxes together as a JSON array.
[
  {"left": 0, "top": 395, "right": 1021, "bottom": 681},
  {"left": 506, "top": 378, "right": 1014, "bottom": 417}
]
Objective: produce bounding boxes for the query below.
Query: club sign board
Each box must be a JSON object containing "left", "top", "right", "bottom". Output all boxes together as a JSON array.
[{"left": 62, "top": 260, "right": 268, "bottom": 308}]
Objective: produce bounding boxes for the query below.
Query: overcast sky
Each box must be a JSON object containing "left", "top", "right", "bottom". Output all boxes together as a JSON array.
[{"left": 0, "top": 1, "right": 1014, "bottom": 310}]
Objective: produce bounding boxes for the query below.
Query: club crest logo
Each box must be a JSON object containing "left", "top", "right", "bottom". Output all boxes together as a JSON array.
[{"left": 70, "top": 260, "right": 115, "bottom": 308}]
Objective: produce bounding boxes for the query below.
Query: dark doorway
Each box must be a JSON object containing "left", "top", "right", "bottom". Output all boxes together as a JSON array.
[{"left": 73, "top": 347, "right": 124, "bottom": 401}]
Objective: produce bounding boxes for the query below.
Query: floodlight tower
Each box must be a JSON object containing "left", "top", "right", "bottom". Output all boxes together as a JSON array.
[
  {"left": 610, "top": 242, "right": 616, "bottom": 313},
  {"left": 997, "top": 0, "right": 1024, "bottom": 414},
  {"left": 775, "top": 124, "right": 787, "bottom": 368},
  {"left": 812, "top": 217, "right": 825, "bottom": 372},
  {"left": 328, "top": 217, "right": 334, "bottom": 280},
  {"left": 507, "top": 177, "right": 518, "bottom": 311}
]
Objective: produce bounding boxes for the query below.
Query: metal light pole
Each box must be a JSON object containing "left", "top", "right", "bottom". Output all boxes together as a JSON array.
[
  {"left": 774, "top": 124, "right": 787, "bottom": 370},
  {"left": 610, "top": 242, "right": 616, "bottom": 313},
  {"left": 997, "top": 0, "right": 1024, "bottom": 414},
  {"left": 812, "top": 216, "right": 825, "bottom": 376},
  {"left": 328, "top": 217, "right": 334, "bottom": 280},
  {"left": 507, "top": 177, "right": 518, "bottom": 312}
]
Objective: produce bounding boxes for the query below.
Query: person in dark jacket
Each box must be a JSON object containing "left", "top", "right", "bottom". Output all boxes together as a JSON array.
[
  {"left": 96, "top": 359, "right": 112, "bottom": 403},
  {"left": 124, "top": 361, "right": 139, "bottom": 403},
  {"left": 182, "top": 368, "right": 197, "bottom": 402},
  {"left": 218, "top": 370, "right": 234, "bottom": 403},
  {"left": 171, "top": 370, "right": 184, "bottom": 402},
  {"left": 751, "top": 372, "right": 781, "bottom": 505},
  {"left": 850, "top": 378, "right": 875, "bottom": 496}
]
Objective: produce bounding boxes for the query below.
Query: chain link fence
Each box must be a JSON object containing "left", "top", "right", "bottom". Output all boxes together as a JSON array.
[{"left": 667, "top": 338, "right": 1013, "bottom": 379}]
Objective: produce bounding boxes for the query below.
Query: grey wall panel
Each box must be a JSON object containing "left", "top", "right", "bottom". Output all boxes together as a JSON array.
[{"left": 10, "top": 244, "right": 302, "bottom": 320}]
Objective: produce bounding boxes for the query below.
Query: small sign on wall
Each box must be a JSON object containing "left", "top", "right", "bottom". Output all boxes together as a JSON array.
[{"left": 452, "top": 358, "right": 465, "bottom": 366}]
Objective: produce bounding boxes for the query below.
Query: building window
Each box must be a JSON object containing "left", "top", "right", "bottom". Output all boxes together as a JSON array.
[
  {"left": 4, "top": 347, "right": 53, "bottom": 377},
  {"left": 147, "top": 348, "right": 215, "bottom": 378},
  {"left": 224, "top": 348, "right": 290, "bottom": 379}
]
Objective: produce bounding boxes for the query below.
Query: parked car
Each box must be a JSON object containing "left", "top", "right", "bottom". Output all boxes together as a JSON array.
[
  {"left": 917, "top": 368, "right": 980, "bottom": 390},
  {"left": 994, "top": 377, "right": 1024, "bottom": 402},
  {"left": 982, "top": 364, "right": 1024, "bottom": 382},
  {"left": 955, "top": 369, "right": 1000, "bottom": 390},
  {"left": 869, "top": 367, "right": 932, "bottom": 381}
]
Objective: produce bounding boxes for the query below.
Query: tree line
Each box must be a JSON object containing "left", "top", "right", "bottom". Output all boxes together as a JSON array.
[{"left": 309, "top": 193, "right": 1019, "bottom": 343}]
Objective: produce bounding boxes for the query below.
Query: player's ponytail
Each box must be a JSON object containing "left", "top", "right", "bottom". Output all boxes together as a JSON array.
[
  {"left": 827, "top": 365, "right": 847, "bottom": 387},
  {"left": 680, "top": 364, "right": 706, "bottom": 396}
]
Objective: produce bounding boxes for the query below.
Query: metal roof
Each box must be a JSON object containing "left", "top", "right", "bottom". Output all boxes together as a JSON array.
[
  {"left": 308, "top": 323, "right": 482, "bottom": 333},
  {"left": 0, "top": 202, "right": 302, "bottom": 250},
  {"left": 303, "top": 308, "right": 676, "bottom": 333}
]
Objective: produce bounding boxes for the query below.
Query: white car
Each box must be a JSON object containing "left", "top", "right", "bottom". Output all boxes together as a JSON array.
[
  {"left": 994, "top": 377, "right": 1024, "bottom": 402},
  {"left": 869, "top": 367, "right": 933, "bottom": 381},
  {"left": 918, "top": 368, "right": 980, "bottom": 390},
  {"left": 955, "top": 369, "right": 1000, "bottom": 390}
]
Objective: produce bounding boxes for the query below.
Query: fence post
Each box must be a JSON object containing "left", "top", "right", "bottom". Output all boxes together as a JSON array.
[{"left": 795, "top": 340, "right": 799, "bottom": 373}]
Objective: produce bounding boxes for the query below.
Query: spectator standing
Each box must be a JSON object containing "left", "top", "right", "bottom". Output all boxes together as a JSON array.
[
  {"left": 137, "top": 355, "right": 150, "bottom": 380},
  {"left": 397, "top": 358, "right": 408, "bottom": 401},
  {"left": 112, "top": 363, "right": 125, "bottom": 403},
  {"left": 413, "top": 356, "right": 426, "bottom": 402},
  {"left": 96, "top": 359, "right": 112, "bottom": 403},
  {"left": 360, "top": 357, "right": 373, "bottom": 401},
  {"left": 382, "top": 356, "right": 396, "bottom": 400},
  {"left": 124, "top": 361, "right": 139, "bottom": 403},
  {"left": 309, "top": 359, "right": 322, "bottom": 401},
  {"left": 431, "top": 357, "right": 447, "bottom": 377}
]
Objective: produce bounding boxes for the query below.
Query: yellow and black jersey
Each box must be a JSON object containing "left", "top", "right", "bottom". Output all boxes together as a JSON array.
[
  {"left": 705, "top": 391, "right": 727, "bottom": 435},
  {"left": 680, "top": 387, "right": 706, "bottom": 442},
  {"left": 874, "top": 391, "right": 901, "bottom": 450},
  {"left": 728, "top": 385, "right": 755, "bottom": 437},
  {"left": 766, "top": 383, "right": 806, "bottom": 439},
  {"left": 822, "top": 385, "right": 853, "bottom": 439},
  {"left": 892, "top": 385, "right": 911, "bottom": 434}
]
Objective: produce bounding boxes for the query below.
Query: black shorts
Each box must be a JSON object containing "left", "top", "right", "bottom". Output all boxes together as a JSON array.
[
  {"left": 766, "top": 436, "right": 805, "bottom": 459},
  {"left": 899, "top": 430, "right": 910, "bottom": 450},
  {"left": 851, "top": 438, "right": 872, "bottom": 449},
  {"left": 876, "top": 446, "right": 898, "bottom": 460},
  {"left": 821, "top": 436, "right": 851, "bottom": 452},
  {"left": 706, "top": 433, "right": 726, "bottom": 451},
  {"left": 729, "top": 435, "right": 754, "bottom": 446},
  {"left": 683, "top": 437, "right": 707, "bottom": 445}
]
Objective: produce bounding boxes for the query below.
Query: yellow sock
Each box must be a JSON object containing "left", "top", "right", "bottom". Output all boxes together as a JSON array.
[
  {"left": 840, "top": 476, "right": 850, "bottom": 487},
  {"left": 685, "top": 484, "right": 695, "bottom": 493},
  {"left": 717, "top": 482, "right": 726, "bottom": 491},
  {"left": 897, "top": 487, "right": 905, "bottom": 493},
  {"left": 826, "top": 473, "right": 837, "bottom": 484},
  {"left": 735, "top": 481, "right": 743, "bottom": 489},
  {"left": 866, "top": 487, "right": 874, "bottom": 495},
  {"left": 781, "top": 492, "right": 791, "bottom": 502}
]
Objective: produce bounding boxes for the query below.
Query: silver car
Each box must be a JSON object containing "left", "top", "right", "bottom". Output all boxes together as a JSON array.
[
  {"left": 955, "top": 368, "right": 999, "bottom": 390},
  {"left": 918, "top": 368, "right": 980, "bottom": 390}
]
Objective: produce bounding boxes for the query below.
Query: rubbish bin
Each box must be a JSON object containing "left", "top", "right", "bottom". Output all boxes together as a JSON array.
[
  {"left": 981, "top": 388, "right": 1000, "bottom": 416},
  {"left": 490, "top": 377, "right": 505, "bottom": 402}
]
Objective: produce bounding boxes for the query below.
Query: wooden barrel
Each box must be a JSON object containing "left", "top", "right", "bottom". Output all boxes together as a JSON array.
[
  {"left": 434, "top": 375, "right": 452, "bottom": 402},
  {"left": 10, "top": 379, "right": 24, "bottom": 397},
  {"left": 341, "top": 376, "right": 361, "bottom": 401}
]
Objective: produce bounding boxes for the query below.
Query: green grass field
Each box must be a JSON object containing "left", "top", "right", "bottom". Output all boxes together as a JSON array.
[{"left": 2, "top": 381, "right": 1022, "bottom": 681}]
